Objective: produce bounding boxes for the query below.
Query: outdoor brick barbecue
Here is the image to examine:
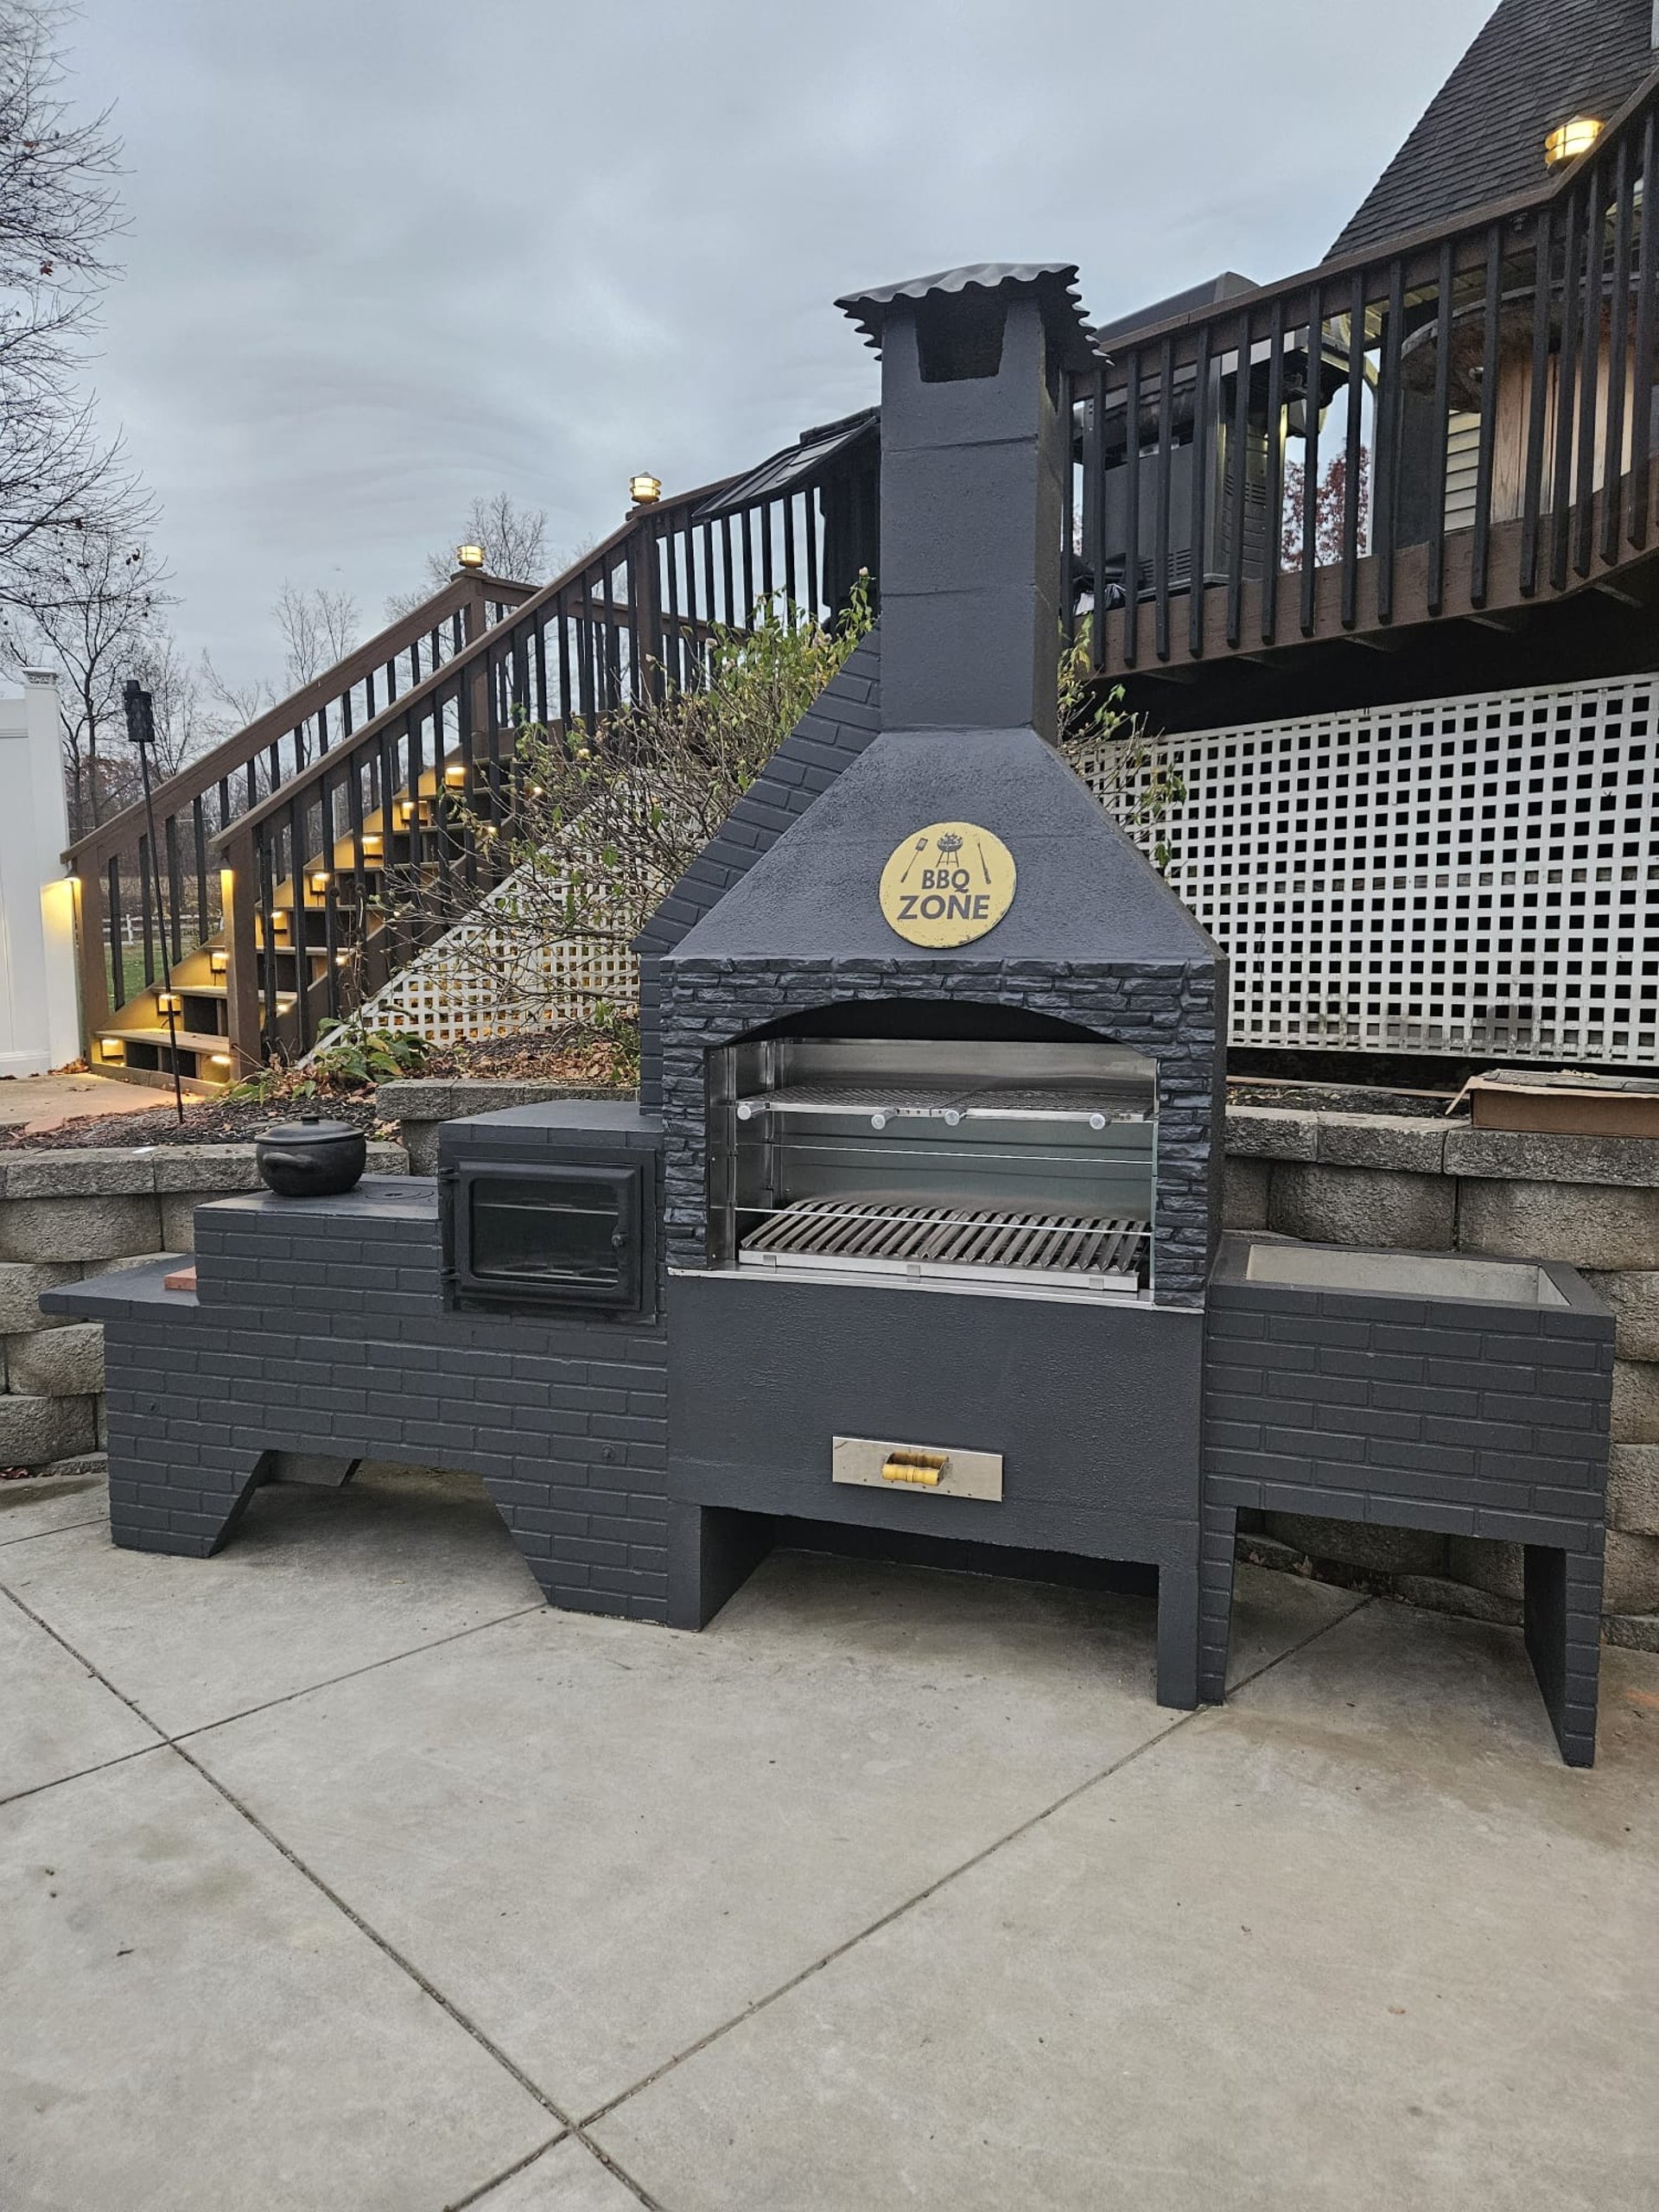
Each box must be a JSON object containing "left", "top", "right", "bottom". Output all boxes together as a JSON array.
[{"left": 52, "top": 265, "right": 1617, "bottom": 1763}]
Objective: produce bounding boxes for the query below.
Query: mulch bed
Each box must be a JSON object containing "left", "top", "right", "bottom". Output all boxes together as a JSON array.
[{"left": 0, "top": 1027, "right": 635, "bottom": 1153}]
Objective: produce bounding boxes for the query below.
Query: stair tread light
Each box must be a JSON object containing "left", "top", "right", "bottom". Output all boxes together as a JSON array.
[
  {"left": 455, "top": 543, "right": 486, "bottom": 569},
  {"left": 308, "top": 870, "right": 331, "bottom": 893},
  {"left": 209, "top": 949, "right": 228, "bottom": 974},
  {"left": 630, "top": 473, "right": 662, "bottom": 506},
  {"left": 444, "top": 764, "right": 467, "bottom": 786},
  {"left": 1546, "top": 115, "right": 1604, "bottom": 168}
]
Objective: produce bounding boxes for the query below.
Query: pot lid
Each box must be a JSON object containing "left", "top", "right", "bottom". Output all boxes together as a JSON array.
[{"left": 258, "top": 1117, "right": 363, "bottom": 1143}]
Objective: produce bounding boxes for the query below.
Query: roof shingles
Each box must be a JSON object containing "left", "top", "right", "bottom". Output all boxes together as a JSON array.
[{"left": 1331, "top": 0, "right": 1656, "bottom": 258}]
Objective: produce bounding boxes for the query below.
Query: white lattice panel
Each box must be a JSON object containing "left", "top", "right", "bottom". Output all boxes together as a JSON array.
[
  {"left": 331, "top": 861, "right": 637, "bottom": 1049},
  {"left": 1081, "top": 671, "right": 1659, "bottom": 1062}
]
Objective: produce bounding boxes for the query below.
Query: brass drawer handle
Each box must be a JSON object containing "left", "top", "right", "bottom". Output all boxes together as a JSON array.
[{"left": 880, "top": 1449, "right": 949, "bottom": 1487}]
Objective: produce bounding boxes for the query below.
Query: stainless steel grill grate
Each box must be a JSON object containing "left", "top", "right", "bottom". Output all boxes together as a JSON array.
[{"left": 737, "top": 1198, "right": 1147, "bottom": 1294}]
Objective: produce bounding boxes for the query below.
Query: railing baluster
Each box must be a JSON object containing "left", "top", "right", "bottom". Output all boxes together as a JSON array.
[
  {"left": 720, "top": 512, "right": 735, "bottom": 628},
  {"left": 1427, "top": 240, "right": 1454, "bottom": 619},
  {"left": 1573, "top": 159, "right": 1607, "bottom": 576},
  {"left": 1225, "top": 305, "right": 1253, "bottom": 648},
  {"left": 1154, "top": 336, "right": 1174, "bottom": 662},
  {"left": 1120, "top": 353, "right": 1140, "bottom": 669},
  {"left": 1522, "top": 207, "right": 1555, "bottom": 594},
  {"left": 1602, "top": 134, "right": 1636, "bottom": 565},
  {"left": 1471, "top": 226, "right": 1503, "bottom": 607},
  {"left": 1082, "top": 363, "right": 1102, "bottom": 668},
  {"left": 1551, "top": 184, "right": 1586, "bottom": 592},
  {"left": 193, "top": 797, "right": 209, "bottom": 942},
  {"left": 138, "top": 833, "right": 156, "bottom": 988},
  {"left": 1262, "top": 300, "right": 1286, "bottom": 646},
  {"left": 1300, "top": 282, "right": 1323, "bottom": 637},
  {"left": 1373, "top": 260, "right": 1404, "bottom": 625},
  {"left": 1340, "top": 270, "right": 1366, "bottom": 630},
  {"left": 257, "top": 823, "right": 279, "bottom": 1058},
  {"left": 1630, "top": 110, "right": 1657, "bottom": 549},
  {"left": 1187, "top": 324, "right": 1211, "bottom": 657},
  {"left": 106, "top": 857, "right": 124, "bottom": 1011},
  {"left": 284, "top": 796, "right": 310, "bottom": 1053}
]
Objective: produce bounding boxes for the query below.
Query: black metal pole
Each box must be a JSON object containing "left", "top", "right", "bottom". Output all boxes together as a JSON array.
[{"left": 124, "top": 681, "right": 186, "bottom": 1126}]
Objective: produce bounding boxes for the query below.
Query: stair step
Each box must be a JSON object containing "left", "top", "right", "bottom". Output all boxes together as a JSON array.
[{"left": 99, "top": 1026, "right": 236, "bottom": 1053}]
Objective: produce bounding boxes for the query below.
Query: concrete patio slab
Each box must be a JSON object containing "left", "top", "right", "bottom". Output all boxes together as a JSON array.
[
  {"left": 0, "top": 1465, "right": 544, "bottom": 1736},
  {"left": 0, "top": 1583, "right": 160, "bottom": 1801},
  {"left": 470, "top": 2136, "right": 651, "bottom": 2209},
  {"left": 0, "top": 1470, "right": 108, "bottom": 1546},
  {"left": 0, "top": 1751, "right": 556, "bottom": 2212},
  {"left": 187, "top": 1553, "right": 1357, "bottom": 2116},
  {"left": 591, "top": 1602, "right": 1659, "bottom": 2212}
]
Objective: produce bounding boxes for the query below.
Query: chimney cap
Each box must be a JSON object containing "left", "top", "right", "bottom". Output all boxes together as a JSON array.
[{"left": 836, "top": 261, "right": 1094, "bottom": 368}]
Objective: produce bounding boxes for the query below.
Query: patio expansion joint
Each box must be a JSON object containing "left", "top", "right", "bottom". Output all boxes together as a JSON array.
[
  {"left": 578, "top": 1591, "right": 1376, "bottom": 2134},
  {"left": 0, "top": 1576, "right": 671, "bottom": 2212},
  {"left": 0, "top": 1513, "right": 111, "bottom": 1550}
]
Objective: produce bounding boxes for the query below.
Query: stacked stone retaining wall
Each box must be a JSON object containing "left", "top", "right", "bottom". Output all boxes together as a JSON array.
[{"left": 0, "top": 1141, "right": 407, "bottom": 1477}]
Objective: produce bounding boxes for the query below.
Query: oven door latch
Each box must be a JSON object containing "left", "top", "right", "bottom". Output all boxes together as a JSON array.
[{"left": 880, "top": 1448, "right": 950, "bottom": 1487}]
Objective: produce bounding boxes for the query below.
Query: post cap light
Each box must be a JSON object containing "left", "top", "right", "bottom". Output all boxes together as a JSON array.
[
  {"left": 1546, "top": 115, "right": 1604, "bottom": 168},
  {"left": 629, "top": 473, "right": 663, "bottom": 507},
  {"left": 455, "top": 543, "right": 486, "bottom": 570}
]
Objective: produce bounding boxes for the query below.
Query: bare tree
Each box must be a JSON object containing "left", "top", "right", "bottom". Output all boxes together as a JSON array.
[
  {"left": 0, "top": 521, "right": 168, "bottom": 832},
  {"left": 0, "top": 2, "right": 152, "bottom": 609},
  {"left": 197, "top": 580, "right": 361, "bottom": 738},
  {"left": 386, "top": 493, "right": 551, "bottom": 617},
  {"left": 274, "top": 580, "right": 359, "bottom": 688}
]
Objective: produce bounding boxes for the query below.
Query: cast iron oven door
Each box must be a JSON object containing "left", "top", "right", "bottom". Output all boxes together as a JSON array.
[{"left": 448, "top": 1160, "right": 643, "bottom": 1313}]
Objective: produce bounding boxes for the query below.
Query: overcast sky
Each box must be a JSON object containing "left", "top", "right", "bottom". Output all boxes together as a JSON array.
[{"left": 65, "top": 0, "right": 1498, "bottom": 689}]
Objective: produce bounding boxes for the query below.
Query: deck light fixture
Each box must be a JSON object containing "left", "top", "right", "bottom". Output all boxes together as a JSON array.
[
  {"left": 444, "top": 763, "right": 467, "bottom": 787},
  {"left": 360, "top": 832, "right": 384, "bottom": 855},
  {"left": 629, "top": 473, "right": 662, "bottom": 506},
  {"left": 209, "top": 949, "right": 228, "bottom": 975},
  {"left": 156, "top": 992, "right": 184, "bottom": 1017},
  {"left": 455, "top": 543, "right": 486, "bottom": 569},
  {"left": 1546, "top": 115, "right": 1604, "bottom": 167},
  {"left": 308, "top": 869, "right": 331, "bottom": 896},
  {"left": 99, "top": 1038, "right": 125, "bottom": 1064}
]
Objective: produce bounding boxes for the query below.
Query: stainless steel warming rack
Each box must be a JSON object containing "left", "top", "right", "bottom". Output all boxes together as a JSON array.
[{"left": 734, "top": 1082, "right": 1148, "bottom": 1128}]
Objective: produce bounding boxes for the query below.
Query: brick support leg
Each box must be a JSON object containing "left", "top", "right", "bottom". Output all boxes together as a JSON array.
[
  {"left": 1523, "top": 1541, "right": 1605, "bottom": 1770},
  {"left": 666, "top": 1502, "right": 774, "bottom": 1630}
]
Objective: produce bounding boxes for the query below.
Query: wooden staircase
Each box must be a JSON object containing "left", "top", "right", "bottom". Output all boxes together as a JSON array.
[
  {"left": 88, "top": 756, "right": 492, "bottom": 1086},
  {"left": 64, "top": 428, "right": 883, "bottom": 1089}
]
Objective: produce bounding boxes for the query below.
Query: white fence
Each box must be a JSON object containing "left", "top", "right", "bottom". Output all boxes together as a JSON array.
[
  {"left": 340, "top": 670, "right": 1659, "bottom": 1067},
  {"left": 1090, "top": 669, "right": 1659, "bottom": 1064}
]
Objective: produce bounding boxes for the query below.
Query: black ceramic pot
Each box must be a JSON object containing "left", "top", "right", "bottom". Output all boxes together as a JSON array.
[{"left": 255, "top": 1116, "right": 367, "bottom": 1198}]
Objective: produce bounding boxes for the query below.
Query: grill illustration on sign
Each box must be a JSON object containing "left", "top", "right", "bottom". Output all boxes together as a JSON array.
[{"left": 879, "top": 820, "right": 1016, "bottom": 946}]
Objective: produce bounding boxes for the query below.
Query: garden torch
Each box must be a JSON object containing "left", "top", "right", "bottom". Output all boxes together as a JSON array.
[{"left": 123, "top": 679, "right": 185, "bottom": 1125}]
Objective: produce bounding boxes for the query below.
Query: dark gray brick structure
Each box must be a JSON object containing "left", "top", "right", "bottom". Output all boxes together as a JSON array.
[
  {"left": 48, "top": 1109, "right": 671, "bottom": 1623},
  {"left": 1201, "top": 1235, "right": 1614, "bottom": 1764}
]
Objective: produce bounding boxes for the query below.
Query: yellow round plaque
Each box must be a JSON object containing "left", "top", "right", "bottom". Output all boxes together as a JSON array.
[{"left": 879, "top": 821, "right": 1017, "bottom": 948}]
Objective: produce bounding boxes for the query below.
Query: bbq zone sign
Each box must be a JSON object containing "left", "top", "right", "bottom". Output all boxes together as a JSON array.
[{"left": 878, "top": 821, "right": 1016, "bottom": 948}]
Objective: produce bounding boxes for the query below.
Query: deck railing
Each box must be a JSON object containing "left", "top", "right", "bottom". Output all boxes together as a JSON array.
[
  {"left": 1070, "top": 70, "right": 1659, "bottom": 675},
  {"left": 63, "top": 571, "right": 535, "bottom": 1048},
  {"left": 214, "top": 430, "right": 878, "bottom": 1068}
]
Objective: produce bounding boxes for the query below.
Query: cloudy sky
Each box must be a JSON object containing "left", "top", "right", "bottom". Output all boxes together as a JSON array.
[{"left": 65, "top": 0, "right": 1498, "bottom": 689}]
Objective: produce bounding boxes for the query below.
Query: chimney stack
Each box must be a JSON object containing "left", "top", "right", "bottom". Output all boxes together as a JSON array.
[{"left": 836, "top": 264, "right": 1094, "bottom": 744}]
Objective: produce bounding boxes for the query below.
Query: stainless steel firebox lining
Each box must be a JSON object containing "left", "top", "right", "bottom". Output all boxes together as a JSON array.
[{"left": 738, "top": 1196, "right": 1147, "bottom": 1293}]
